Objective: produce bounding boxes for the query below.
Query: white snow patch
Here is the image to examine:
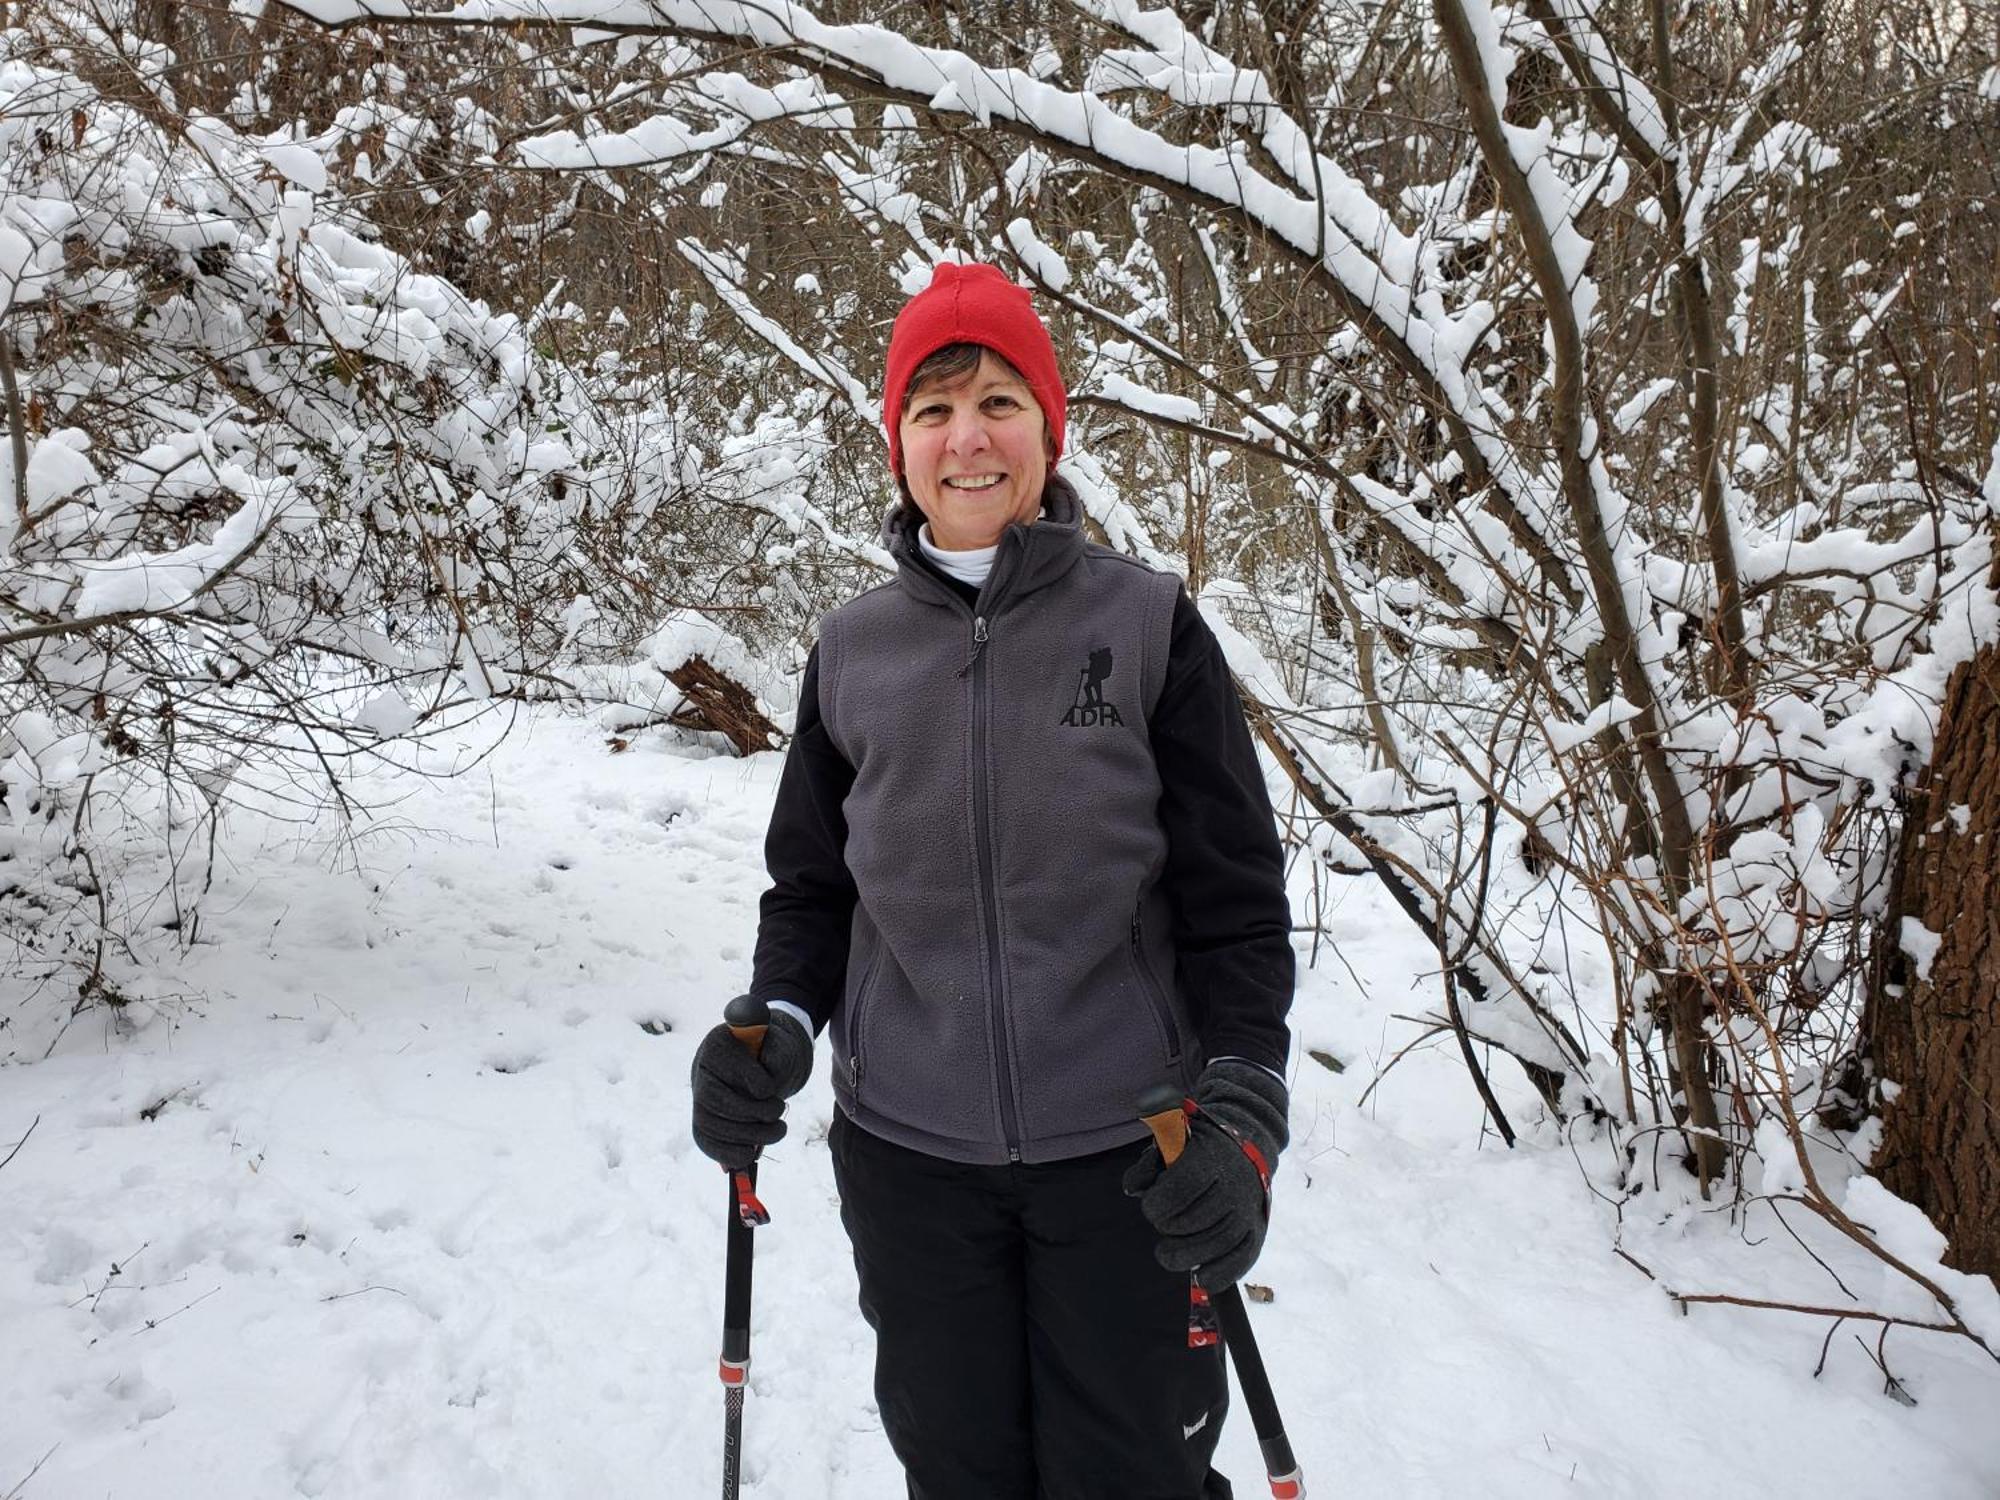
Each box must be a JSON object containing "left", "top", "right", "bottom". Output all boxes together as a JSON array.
[
  {"left": 1, "top": 705, "right": 1995, "bottom": 1497},
  {"left": 1898, "top": 917, "right": 1942, "bottom": 982},
  {"left": 25, "top": 429, "right": 99, "bottom": 510}
]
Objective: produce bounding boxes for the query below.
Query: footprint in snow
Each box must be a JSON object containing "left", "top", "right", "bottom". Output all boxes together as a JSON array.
[
  {"left": 648, "top": 795, "right": 695, "bottom": 829},
  {"left": 106, "top": 1370, "right": 175, "bottom": 1426}
]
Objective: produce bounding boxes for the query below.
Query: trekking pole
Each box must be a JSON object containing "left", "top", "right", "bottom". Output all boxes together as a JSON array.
[
  {"left": 719, "top": 995, "right": 773, "bottom": 1500},
  {"left": 1138, "top": 1084, "right": 1304, "bottom": 1500}
]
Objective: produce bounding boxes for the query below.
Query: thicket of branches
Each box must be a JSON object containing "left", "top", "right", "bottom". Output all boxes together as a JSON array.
[
  {"left": 0, "top": 2, "right": 822, "bottom": 1053},
  {"left": 5, "top": 0, "right": 1997, "bottom": 1345}
]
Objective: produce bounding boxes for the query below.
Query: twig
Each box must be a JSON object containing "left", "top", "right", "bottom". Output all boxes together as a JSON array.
[
  {"left": 0, "top": 327, "right": 26, "bottom": 539},
  {"left": 1612, "top": 1247, "right": 1657, "bottom": 1281},
  {"left": 1355, "top": 1021, "right": 1451, "bottom": 1111},
  {"left": 1668, "top": 1290, "right": 1960, "bottom": 1334},
  {"left": 1442, "top": 966, "right": 1516, "bottom": 1148},
  {"left": 1438, "top": 795, "right": 1515, "bottom": 1147},
  {"left": 3, "top": 1443, "right": 58, "bottom": 1500},
  {"left": 0, "top": 1115, "right": 38, "bottom": 1174},
  {"left": 1762, "top": 1197, "right": 1859, "bottom": 1302},
  {"left": 132, "top": 1285, "right": 218, "bottom": 1334}
]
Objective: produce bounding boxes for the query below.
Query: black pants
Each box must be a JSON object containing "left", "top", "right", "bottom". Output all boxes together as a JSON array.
[{"left": 830, "top": 1110, "right": 1232, "bottom": 1500}]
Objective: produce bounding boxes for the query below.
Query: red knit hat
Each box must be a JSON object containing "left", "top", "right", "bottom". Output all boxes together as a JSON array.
[{"left": 882, "top": 262, "right": 1066, "bottom": 477}]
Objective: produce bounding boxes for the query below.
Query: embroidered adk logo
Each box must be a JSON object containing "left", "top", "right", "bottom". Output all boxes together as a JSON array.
[{"left": 1060, "top": 646, "right": 1126, "bottom": 727}]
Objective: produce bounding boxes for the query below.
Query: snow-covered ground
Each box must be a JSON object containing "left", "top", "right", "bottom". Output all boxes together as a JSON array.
[{"left": 4, "top": 711, "right": 1998, "bottom": 1499}]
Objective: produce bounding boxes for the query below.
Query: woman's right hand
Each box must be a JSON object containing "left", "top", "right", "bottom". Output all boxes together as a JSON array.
[{"left": 689, "top": 1006, "right": 815, "bottom": 1168}]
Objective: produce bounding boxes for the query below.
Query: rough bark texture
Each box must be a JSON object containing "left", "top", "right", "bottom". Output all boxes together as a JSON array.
[
  {"left": 1874, "top": 637, "right": 2000, "bottom": 1280},
  {"left": 666, "top": 655, "right": 780, "bottom": 757}
]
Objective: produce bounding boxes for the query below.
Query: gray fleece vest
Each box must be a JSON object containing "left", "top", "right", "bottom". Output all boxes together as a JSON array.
[{"left": 819, "top": 479, "right": 1193, "bottom": 1165}]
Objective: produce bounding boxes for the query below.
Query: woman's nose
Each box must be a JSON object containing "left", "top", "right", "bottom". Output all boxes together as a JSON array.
[{"left": 945, "top": 410, "right": 990, "bottom": 453}]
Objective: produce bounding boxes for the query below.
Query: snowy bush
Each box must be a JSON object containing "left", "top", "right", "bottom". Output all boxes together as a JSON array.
[{"left": 0, "top": 7, "right": 806, "bottom": 1052}]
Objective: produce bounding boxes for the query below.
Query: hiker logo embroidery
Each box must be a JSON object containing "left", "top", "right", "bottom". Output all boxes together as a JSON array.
[{"left": 1060, "top": 646, "right": 1126, "bottom": 727}]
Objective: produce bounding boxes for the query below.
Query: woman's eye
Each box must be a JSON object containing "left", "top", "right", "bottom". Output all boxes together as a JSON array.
[{"left": 984, "top": 396, "right": 1019, "bottom": 412}]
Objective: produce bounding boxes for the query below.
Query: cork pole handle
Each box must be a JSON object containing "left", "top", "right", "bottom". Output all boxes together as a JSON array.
[
  {"left": 724, "top": 993, "right": 768, "bottom": 1061},
  {"left": 1137, "top": 1082, "right": 1189, "bottom": 1166}
]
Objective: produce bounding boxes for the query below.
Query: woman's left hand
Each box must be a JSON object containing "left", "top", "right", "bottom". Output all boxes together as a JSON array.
[{"left": 1122, "top": 1060, "right": 1290, "bottom": 1289}]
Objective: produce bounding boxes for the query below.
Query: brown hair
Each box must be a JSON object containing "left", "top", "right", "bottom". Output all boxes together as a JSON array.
[{"left": 901, "top": 342, "right": 1027, "bottom": 410}]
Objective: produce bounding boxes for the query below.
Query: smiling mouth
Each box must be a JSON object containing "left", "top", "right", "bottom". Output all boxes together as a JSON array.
[{"left": 943, "top": 475, "right": 1005, "bottom": 491}]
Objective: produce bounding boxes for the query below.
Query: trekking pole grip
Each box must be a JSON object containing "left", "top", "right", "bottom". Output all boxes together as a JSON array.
[
  {"left": 724, "top": 994, "right": 768, "bottom": 1060},
  {"left": 1137, "top": 1082, "right": 1189, "bottom": 1165}
]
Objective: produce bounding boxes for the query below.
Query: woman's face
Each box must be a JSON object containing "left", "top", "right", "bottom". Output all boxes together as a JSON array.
[{"left": 897, "top": 351, "right": 1049, "bottom": 551}]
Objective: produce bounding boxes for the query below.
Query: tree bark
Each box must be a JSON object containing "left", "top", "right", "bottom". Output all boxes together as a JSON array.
[{"left": 1873, "top": 625, "right": 2000, "bottom": 1279}]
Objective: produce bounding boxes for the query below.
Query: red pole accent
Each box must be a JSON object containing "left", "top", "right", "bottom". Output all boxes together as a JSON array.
[{"left": 733, "top": 1169, "right": 771, "bottom": 1228}]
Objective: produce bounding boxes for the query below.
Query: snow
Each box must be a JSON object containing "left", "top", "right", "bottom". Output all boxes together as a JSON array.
[
  {"left": 351, "top": 689, "right": 420, "bottom": 738},
  {"left": 1546, "top": 694, "right": 1640, "bottom": 753},
  {"left": 256, "top": 139, "right": 329, "bottom": 193},
  {"left": 1003, "top": 217, "right": 1070, "bottom": 292},
  {"left": 1614, "top": 378, "right": 1679, "bottom": 435},
  {"left": 23, "top": 429, "right": 99, "bottom": 511},
  {"left": 1096, "top": 372, "right": 1203, "bottom": 424},
  {"left": 0, "top": 218, "right": 35, "bottom": 309},
  {"left": 2, "top": 711, "right": 1994, "bottom": 1497},
  {"left": 1899, "top": 917, "right": 1942, "bottom": 983},
  {"left": 1539, "top": 0, "right": 1672, "bottom": 158}
]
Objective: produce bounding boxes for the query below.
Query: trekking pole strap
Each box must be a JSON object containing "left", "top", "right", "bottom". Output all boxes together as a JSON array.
[{"left": 1139, "top": 1087, "right": 1272, "bottom": 1209}]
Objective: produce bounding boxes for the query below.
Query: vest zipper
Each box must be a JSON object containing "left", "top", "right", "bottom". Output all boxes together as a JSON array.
[
  {"left": 968, "top": 612, "right": 1021, "bottom": 1161},
  {"left": 955, "top": 615, "right": 990, "bottom": 678},
  {"left": 845, "top": 943, "right": 886, "bottom": 1108}
]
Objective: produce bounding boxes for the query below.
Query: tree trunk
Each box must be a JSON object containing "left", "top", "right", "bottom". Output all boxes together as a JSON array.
[{"left": 1873, "top": 630, "right": 2000, "bottom": 1279}]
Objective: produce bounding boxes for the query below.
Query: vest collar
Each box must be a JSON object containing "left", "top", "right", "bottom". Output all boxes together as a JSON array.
[{"left": 884, "top": 474, "right": 1087, "bottom": 612}]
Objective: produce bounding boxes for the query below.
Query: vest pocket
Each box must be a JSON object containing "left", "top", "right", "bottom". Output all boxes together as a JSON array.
[
  {"left": 1129, "top": 909, "right": 1182, "bottom": 1066},
  {"left": 843, "top": 942, "right": 887, "bottom": 1105}
]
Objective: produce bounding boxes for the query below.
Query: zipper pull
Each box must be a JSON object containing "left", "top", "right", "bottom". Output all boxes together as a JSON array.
[{"left": 955, "top": 615, "right": 991, "bottom": 678}]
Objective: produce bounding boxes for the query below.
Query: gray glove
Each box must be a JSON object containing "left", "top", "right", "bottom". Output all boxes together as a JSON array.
[
  {"left": 1123, "top": 1060, "right": 1289, "bottom": 1289},
  {"left": 690, "top": 1006, "right": 814, "bottom": 1169}
]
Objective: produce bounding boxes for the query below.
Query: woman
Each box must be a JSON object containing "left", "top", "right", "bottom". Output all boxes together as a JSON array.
[{"left": 692, "top": 262, "right": 1294, "bottom": 1499}]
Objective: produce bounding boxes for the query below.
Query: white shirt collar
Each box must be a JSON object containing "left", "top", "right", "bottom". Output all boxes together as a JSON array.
[{"left": 917, "top": 524, "right": 997, "bottom": 588}]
